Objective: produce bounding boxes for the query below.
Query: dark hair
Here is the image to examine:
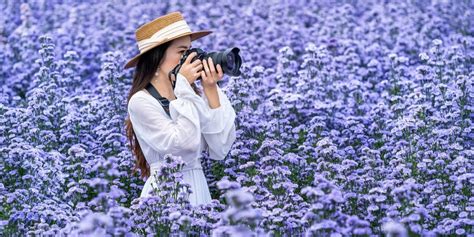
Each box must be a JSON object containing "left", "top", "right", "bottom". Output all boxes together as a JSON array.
[{"left": 125, "top": 40, "right": 202, "bottom": 180}]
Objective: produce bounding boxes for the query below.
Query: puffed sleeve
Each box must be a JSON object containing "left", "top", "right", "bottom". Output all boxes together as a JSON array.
[
  {"left": 127, "top": 73, "right": 208, "bottom": 154},
  {"left": 201, "top": 85, "right": 237, "bottom": 160}
]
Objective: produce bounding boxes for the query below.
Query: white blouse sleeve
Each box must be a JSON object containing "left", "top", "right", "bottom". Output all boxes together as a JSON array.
[
  {"left": 201, "top": 85, "right": 237, "bottom": 160},
  {"left": 127, "top": 73, "right": 208, "bottom": 154}
]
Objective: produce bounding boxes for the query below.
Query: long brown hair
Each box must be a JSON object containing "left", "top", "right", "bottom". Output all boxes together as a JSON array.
[{"left": 125, "top": 40, "right": 202, "bottom": 180}]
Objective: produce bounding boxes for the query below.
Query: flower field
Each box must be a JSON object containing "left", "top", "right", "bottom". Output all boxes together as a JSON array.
[{"left": 0, "top": 0, "right": 472, "bottom": 236}]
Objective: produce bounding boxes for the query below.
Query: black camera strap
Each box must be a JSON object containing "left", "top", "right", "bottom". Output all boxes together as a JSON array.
[{"left": 145, "top": 83, "right": 171, "bottom": 118}]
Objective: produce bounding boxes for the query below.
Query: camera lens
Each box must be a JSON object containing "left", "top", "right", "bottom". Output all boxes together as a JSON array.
[
  {"left": 207, "top": 47, "right": 241, "bottom": 76},
  {"left": 225, "top": 47, "right": 241, "bottom": 76},
  {"left": 173, "top": 47, "right": 242, "bottom": 82},
  {"left": 226, "top": 53, "right": 235, "bottom": 71}
]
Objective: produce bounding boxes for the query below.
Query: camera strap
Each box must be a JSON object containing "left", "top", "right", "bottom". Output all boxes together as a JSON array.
[{"left": 145, "top": 83, "right": 171, "bottom": 118}]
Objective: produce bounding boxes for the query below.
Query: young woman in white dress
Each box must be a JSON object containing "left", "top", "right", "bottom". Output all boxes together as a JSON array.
[{"left": 123, "top": 12, "right": 236, "bottom": 206}]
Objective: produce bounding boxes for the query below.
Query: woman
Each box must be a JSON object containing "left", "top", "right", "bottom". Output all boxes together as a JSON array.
[{"left": 124, "top": 12, "right": 236, "bottom": 206}]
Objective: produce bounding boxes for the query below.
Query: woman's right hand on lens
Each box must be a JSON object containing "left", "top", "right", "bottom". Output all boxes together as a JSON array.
[{"left": 178, "top": 52, "right": 203, "bottom": 84}]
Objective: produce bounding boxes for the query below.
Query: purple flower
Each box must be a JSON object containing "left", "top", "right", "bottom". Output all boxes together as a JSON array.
[{"left": 381, "top": 221, "right": 408, "bottom": 237}]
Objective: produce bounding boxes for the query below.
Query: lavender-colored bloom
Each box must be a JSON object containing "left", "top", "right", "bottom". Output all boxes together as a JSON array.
[{"left": 381, "top": 221, "right": 408, "bottom": 237}]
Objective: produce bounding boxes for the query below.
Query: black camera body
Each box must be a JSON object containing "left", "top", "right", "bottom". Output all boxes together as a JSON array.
[{"left": 169, "top": 47, "right": 242, "bottom": 85}]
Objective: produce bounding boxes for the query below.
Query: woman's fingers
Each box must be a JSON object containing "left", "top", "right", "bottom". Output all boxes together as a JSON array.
[
  {"left": 202, "top": 57, "right": 210, "bottom": 76},
  {"left": 185, "top": 52, "right": 197, "bottom": 65},
  {"left": 191, "top": 58, "right": 201, "bottom": 66},
  {"left": 208, "top": 58, "right": 216, "bottom": 78},
  {"left": 207, "top": 58, "right": 217, "bottom": 82},
  {"left": 216, "top": 64, "right": 223, "bottom": 79},
  {"left": 200, "top": 70, "right": 207, "bottom": 80},
  {"left": 195, "top": 63, "right": 203, "bottom": 71}
]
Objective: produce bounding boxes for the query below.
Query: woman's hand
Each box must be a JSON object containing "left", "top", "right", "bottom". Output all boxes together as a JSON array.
[
  {"left": 178, "top": 52, "right": 203, "bottom": 84},
  {"left": 201, "top": 57, "right": 223, "bottom": 89}
]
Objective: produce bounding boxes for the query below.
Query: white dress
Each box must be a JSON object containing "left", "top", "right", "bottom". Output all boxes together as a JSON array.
[{"left": 127, "top": 72, "right": 237, "bottom": 206}]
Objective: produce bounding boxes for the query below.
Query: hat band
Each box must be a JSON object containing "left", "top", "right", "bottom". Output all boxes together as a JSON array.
[{"left": 137, "top": 20, "right": 192, "bottom": 53}]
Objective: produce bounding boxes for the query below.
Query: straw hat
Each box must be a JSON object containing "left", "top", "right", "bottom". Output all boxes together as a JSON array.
[{"left": 124, "top": 11, "right": 212, "bottom": 69}]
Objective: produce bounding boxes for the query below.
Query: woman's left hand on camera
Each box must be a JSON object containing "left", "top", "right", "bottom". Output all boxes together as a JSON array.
[{"left": 201, "top": 57, "right": 223, "bottom": 88}]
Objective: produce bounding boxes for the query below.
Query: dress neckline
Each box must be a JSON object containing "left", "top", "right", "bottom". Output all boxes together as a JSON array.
[{"left": 140, "top": 88, "right": 176, "bottom": 101}]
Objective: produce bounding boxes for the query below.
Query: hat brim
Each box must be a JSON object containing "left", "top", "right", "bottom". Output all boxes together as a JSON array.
[{"left": 123, "top": 30, "right": 212, "bottom": 69}]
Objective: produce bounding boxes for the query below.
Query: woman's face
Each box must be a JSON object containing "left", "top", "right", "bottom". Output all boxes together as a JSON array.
[{"left": 159, "top": 35, "right": 192, "bottom": 76}]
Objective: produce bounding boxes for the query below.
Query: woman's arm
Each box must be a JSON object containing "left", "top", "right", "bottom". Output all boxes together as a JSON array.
[
  {"left": 203, "top": 85, "right": 221, "bottom": 109},
  {"left": 201, "top": 85, "right": 237, "bottom": 160},
  {"left": 199, "top": 57, "right": 236, "bottom": 160}
]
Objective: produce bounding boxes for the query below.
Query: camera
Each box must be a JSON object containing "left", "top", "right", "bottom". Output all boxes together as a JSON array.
[{"left": 169, "top": 47, "right": 242, "bottom": 84}]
